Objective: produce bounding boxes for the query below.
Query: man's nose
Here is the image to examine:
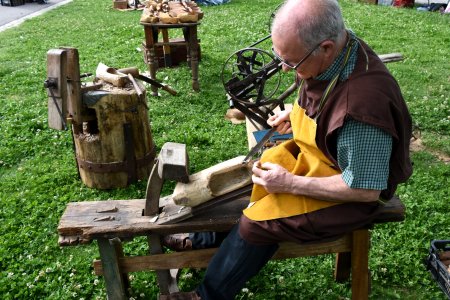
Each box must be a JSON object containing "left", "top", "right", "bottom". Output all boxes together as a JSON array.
[{"left": 281, "top": 65, "right": 292, "bottom": 72}]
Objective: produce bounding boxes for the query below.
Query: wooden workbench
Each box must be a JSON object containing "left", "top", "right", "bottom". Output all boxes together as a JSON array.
[{"left": 141, "top": 22, "right": 200, "bottom": 94}]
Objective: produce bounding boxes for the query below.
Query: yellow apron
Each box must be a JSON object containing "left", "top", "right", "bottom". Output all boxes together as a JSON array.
[
  {"left": 243, "top": 39, "right": 357, "bottom": 221},
  {"left": 243, "top": 100, "right": 341, "bottom": 221}
]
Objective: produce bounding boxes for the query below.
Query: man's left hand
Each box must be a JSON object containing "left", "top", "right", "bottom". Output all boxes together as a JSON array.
[{"left": 251, "top": 161, "right": 294, "bottom": 194}]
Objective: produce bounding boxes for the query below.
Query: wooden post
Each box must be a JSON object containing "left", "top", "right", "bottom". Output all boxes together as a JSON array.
[
  {"left": 61, "top": 47, "right": 83, "bottom": 125},
  {"left": 351, "top": 229, "right": 370, "bottom": 300},
  {"left": 46, "top": 49, "right": 68, "bottom": 131},
  {"left": 97, "top": 238, "right": 127, "bottom": 300}
]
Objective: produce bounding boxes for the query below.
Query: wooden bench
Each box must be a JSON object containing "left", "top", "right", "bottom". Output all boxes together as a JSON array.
[{"left": 58, "top": 188, "right": 405, "bottom": 300}]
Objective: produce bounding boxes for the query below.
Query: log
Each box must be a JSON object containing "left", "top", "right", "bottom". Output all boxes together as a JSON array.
[
  {"left": 73, "top": 82, "right": 155, "bottom": 189},
  {"left": 378, "top": 53, "right": 404, "bottom": 63},
  {"left": 171, "top": 156, "right": 252, "bottom": 207}
]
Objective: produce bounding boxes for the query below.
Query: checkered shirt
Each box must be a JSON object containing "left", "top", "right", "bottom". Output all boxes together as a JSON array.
[{"left": 337, "top": 119, "right": 392, "bottom": 190}]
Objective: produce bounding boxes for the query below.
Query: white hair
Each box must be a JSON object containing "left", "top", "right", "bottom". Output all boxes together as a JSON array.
[{"left": 272, "top": 0, "right": 346, "bottom": 49}]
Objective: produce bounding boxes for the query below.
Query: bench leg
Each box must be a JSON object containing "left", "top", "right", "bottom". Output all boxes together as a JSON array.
[
  {"left": 97, "top": 238, "right": 128, "bottom": 300},
  {"left": 148, "top": 234, "right": 179, "bottom": 295},
  {"left": 351, "top": 229, "right": 370, "bottom": 300},
  {"left": 334, "top": 251, "right": 351, "bottom": 282}
]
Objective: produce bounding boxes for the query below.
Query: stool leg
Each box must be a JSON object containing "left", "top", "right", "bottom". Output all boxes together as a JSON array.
[
  {"left": 351, "top": 229, "right": 370, "bottom": 300},
  {"left": 97, "top": 238, "right": 127, "bottom": 300},
  {"left": 334, "top": 251, "right": 351, "bottom": 282}
]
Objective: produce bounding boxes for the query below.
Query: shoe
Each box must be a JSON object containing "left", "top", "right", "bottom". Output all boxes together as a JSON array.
[
  {"left": 162, "top": 233, "right": 193, "bottom": 251},
  {"left": 159, "top": 291, "right": 201, "bottom": 300}
]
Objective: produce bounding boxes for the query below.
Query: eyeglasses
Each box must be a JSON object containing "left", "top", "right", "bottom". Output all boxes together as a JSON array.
[{"left": 272, "top": 42, "right": 323, "bottom": 70}]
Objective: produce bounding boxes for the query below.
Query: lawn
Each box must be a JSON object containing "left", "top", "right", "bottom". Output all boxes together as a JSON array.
[{"left": 0, "top": 0, "right": 449, "bottom": 299}]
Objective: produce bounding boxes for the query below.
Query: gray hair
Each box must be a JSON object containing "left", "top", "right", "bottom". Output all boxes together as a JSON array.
[{"left": 272, "top": 0, "right": 346, "bottom": 49}]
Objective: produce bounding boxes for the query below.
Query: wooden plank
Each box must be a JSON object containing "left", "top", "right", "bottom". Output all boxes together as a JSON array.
[
  {"left": 58, "top": 195, "right": 403, "bottom": 243},
  {"left": 58, "top": 198, "right": 247, "bottom": 241},
  {"left": 93, "top": 234, "right": 352, "bottom": 275},
  {"left": 46, "top": 49, "right": 67, "bottom": 130}
]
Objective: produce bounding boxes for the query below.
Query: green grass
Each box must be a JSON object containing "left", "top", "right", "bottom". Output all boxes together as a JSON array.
[{"left": 0, "top": 0, "right": 449, "bottom": 299}]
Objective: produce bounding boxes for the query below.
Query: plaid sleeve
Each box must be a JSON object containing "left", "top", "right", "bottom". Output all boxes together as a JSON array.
[{"left": 337, "top": 119, "right": 392, "bottom": 190}]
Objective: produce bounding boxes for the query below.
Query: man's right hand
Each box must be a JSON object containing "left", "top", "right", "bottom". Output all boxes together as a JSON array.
[{"left": 267, "top": 109, "right": 292, "bottom": 134}]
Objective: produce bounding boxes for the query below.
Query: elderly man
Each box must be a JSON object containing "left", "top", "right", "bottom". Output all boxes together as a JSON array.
[{"left": 164, "top": 0, "right": 412, "bottom": 299}]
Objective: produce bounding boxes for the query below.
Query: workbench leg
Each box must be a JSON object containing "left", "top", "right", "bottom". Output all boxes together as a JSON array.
[
  {"left": 144, "top": 26, "right": 159, "bottom": 96},
  {"left": 97, "top": 238, "right": 128, "bottom": 300},
  {"left": 161, "top": 29, "right": 172, "bottom": 67},
  {"left": 188, "top": 26, "right": 200, "bottom": 92},
  {"left": 351, "top": 229, "right": 370, "bottom": 300},
  {"left": 148, "top": 234, "right": 179, "bottom": 295}
]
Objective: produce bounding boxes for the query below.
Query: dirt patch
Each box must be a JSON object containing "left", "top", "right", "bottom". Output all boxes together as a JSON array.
[{"left": 410, "top": 137, "right": 450, "bottom": 164}]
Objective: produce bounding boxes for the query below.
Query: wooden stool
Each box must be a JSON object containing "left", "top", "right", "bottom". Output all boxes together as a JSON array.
[{"left": 141, "top": 22, "right": 200, "bottom": 95}]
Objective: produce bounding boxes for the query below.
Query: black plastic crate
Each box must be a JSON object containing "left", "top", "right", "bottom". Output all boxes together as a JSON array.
[{"left": 425, "top": 240, "right": 450, "bottom": 299}]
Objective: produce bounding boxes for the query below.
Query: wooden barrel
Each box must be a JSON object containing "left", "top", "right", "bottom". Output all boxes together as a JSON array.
[{"left": 73, "top": 83, "right": 155, "bottom": 189}]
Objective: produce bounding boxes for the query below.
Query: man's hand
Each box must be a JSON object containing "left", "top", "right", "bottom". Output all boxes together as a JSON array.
[
  {"left": 267, "top": 109, "right": 292, "bottom": 134},
  {"left": 251, "top": 161, "right": 294, "bottom": 194},
  {"left": 251, "top": 161, "right": 381, "bottom": 203}
]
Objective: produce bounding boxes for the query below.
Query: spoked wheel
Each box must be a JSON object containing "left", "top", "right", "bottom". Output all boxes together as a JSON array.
[{"left": 221, "top": 47, "right": 282, "bottom": 107}]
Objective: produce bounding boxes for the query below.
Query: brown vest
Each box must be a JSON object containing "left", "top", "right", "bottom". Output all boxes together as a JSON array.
[{"left": 298, "top": 40, "right": 413, "bottom": 199}]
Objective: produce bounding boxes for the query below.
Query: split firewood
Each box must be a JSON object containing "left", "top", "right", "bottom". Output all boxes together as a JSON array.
[
  {"left": 140, "top": 7, "right": 159, "bottom": 23},
  {"left": 159, "top": 12, "right": 178, "bottom": 24},
  {"left": 141, "top": 0, "right": 203, "bottom": 24}
]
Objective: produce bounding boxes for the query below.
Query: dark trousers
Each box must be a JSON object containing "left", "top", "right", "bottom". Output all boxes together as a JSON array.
[
  {"left": 196, "top": 225, "right": 279, "bottom": 300},
  {"left": 189, "top": 231, "right": 228, "bottom": 249}
]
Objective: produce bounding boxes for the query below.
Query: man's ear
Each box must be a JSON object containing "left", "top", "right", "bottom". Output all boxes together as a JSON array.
[{"left": 319, "top": 40, "right": 336, "bottom": 58}]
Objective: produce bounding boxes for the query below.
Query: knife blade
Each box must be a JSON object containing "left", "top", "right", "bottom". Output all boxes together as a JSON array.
[{"left": 242, "top": 126, "right": 278, "bottom": 164}]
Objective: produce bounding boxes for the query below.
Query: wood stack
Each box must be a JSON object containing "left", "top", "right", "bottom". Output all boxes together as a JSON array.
[{"left": 140, "top": 0, "right": 203, "bottom": 24}]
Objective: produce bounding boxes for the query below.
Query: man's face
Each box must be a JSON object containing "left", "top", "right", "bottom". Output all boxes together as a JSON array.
[{"left": 272, "top": 33, "right": 325, "bottom": 80}]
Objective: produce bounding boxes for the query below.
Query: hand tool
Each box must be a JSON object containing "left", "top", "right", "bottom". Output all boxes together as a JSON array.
[
  {"left": 242, "top": 126, "right": 278, "bottom": 164},
  {"left": 117, "top": 67, "right": 178, "bottom": 96}
]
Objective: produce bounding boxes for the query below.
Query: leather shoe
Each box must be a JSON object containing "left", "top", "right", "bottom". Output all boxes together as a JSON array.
[
  {"left": 159, "top": 291, "right": 201, "bottom": 300},
  {"left": 162, "top": 233, "right": 193, "bottom": 251}
]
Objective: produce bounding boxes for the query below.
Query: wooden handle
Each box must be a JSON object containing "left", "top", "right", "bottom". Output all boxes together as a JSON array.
[{"left": 161, "top": 84, "right": 178, "bottom": 96}]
